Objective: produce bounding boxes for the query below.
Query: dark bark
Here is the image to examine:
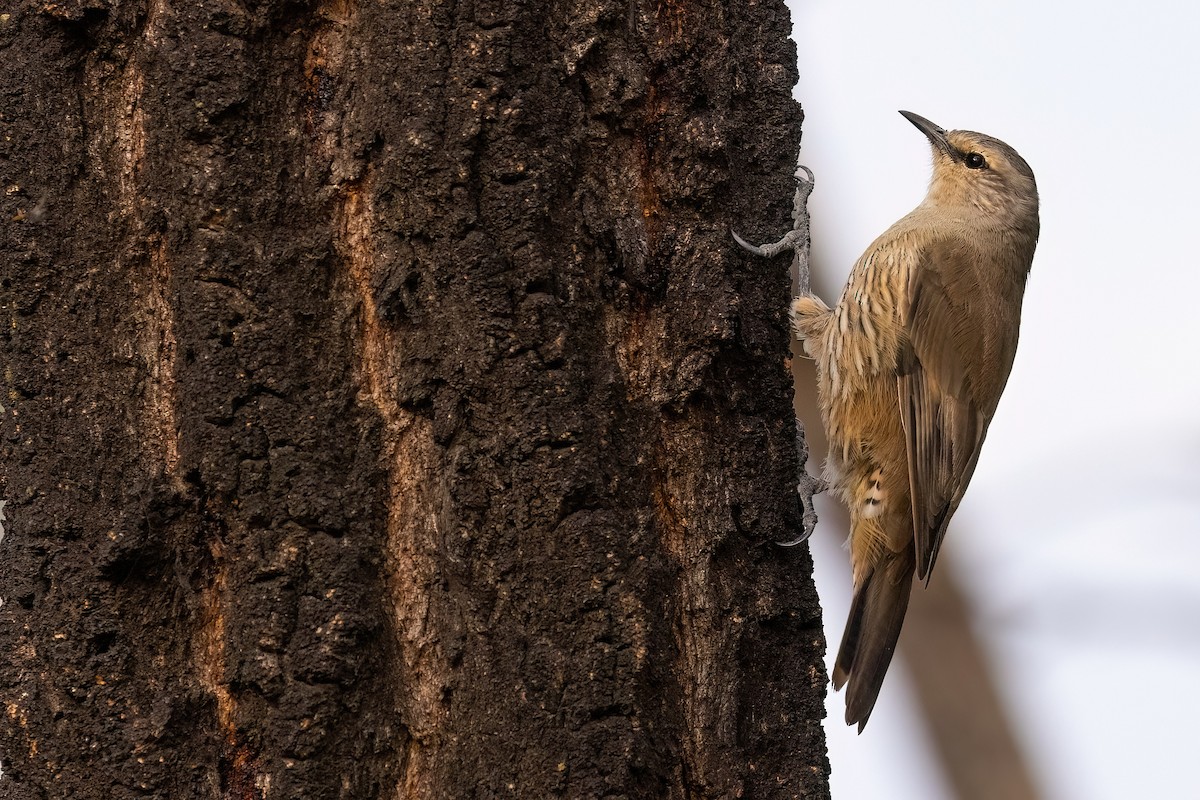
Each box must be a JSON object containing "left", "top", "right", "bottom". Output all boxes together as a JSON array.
[{"left": 0, "top": 1, "right": 827, "bottom": 798}]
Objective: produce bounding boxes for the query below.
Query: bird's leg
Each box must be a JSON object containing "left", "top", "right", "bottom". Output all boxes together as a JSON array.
[
  {"left": 731, "top": 160, "right": 816, "bottom": 295},
  {"left": 733, "top": 156, "right": 825, "bottom": 546},
  {"left": 780, "top": 421, "right": 826, "bottom": 547}
]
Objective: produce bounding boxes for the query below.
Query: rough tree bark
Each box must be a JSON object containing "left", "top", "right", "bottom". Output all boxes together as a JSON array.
[{"left": 0, "top": 2, "right": 828, "bottom": 798}]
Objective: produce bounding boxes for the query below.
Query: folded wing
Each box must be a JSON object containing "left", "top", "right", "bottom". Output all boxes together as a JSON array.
[{"left": 897, "top": 252, "right": 990, "bottom": 581}]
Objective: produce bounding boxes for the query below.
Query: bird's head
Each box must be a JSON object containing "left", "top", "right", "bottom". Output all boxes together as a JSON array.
[{"left": 900, "top": 110, "right": 1038, "bottom": 232}]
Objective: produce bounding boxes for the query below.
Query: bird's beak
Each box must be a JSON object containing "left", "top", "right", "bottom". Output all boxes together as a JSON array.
[{"left": 899, "top": 110, "right": 955, "bottom": 159}]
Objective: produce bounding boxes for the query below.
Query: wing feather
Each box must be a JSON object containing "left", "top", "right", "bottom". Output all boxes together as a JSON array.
[{"left": 898, "top": 252, "right": 989, "bottom": 580}]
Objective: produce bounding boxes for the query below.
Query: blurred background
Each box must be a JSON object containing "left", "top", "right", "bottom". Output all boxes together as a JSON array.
[{"left": 778, "top": 1, "right": 1200, "bottom": 797}]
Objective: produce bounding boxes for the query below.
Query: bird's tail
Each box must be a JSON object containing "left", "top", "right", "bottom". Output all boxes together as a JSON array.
[{"left": 832, "top": 547, "right": 916, "bottom": 732}]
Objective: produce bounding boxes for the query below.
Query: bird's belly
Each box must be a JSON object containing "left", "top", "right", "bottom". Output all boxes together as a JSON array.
[{"left": 822, "top": 377, "right": 911, "bottom": 547}]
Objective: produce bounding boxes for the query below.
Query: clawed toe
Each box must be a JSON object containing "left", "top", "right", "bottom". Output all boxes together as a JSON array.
[{"left": 730, "top": 226, "right": 807, "bottom": 259}]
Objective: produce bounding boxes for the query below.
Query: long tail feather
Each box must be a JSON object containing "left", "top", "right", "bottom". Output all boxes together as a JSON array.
[{"left": 832, "top": 548, "right": 916, "bottom": 732}]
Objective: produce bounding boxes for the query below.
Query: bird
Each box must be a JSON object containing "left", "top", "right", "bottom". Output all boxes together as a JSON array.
[{"left": 790, "top": 111, "right": 1039, "bottom": 730}]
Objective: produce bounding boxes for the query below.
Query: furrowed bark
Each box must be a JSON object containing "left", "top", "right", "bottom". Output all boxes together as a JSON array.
[{"left": 0, "top": 2, "right": 828, "bottom": 797}]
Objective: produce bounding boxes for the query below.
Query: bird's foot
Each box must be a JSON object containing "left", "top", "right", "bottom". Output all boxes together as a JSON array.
[
  {"left": 731, "top": 164, "right": 814, "bottom": 257},
  {"left": 731, "top": 226, "right": 806, "bottom": 258},
  {"left": 775, "top": 420, "right": 826, "bottom": 546},
  {"left": 735, "top": 158, "right": 823, "bottom": 547}
]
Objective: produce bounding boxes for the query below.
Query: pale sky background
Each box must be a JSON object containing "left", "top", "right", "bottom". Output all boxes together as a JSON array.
[{"left": 781, "top": 1, "right": 1200, "bottom": 798}]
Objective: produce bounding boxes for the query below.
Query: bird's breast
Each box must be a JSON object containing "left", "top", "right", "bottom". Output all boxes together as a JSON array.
[{"left": 821, "top": 244, "right": 912, "bottom": 399}]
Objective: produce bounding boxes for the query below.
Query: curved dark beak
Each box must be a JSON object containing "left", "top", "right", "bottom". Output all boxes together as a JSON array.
[{"left": 899, "top": 110, "right": 955, "bottom": 158}]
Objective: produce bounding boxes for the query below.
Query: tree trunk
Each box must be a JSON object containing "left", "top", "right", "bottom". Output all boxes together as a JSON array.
[{"left": 0, "top": 2, "right": 827, "bottom": 798}]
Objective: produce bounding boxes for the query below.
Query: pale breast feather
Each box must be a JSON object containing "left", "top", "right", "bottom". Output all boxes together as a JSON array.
[{"left": 826, "top": 238, "right": 916, "bottom": 396}]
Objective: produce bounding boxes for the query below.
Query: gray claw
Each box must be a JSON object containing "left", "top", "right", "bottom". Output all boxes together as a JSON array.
[
  {"left": 731, "top": 228, "right": 768, "bottom": 256},
  {"left": 775, "top": 428, "right": 825, "bottom": 547},
  {"left": 732, "top": 164, "right": 814, "bottom": 261},
  {"left": 730, "top": 227, "right": 807, "bottom": 259},
  {"left": 776, "top": 475, "right": 825, "bottom": 547}
]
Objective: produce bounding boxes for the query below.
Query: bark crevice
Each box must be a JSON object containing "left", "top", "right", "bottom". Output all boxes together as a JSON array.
[{"left": 0, "top": 3, "right": 828, "bottom": 797}]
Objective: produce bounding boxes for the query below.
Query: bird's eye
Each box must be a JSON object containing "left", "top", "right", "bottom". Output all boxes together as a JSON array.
[{"left": 965, "top": 152, "right": 987, "bottom": 170}]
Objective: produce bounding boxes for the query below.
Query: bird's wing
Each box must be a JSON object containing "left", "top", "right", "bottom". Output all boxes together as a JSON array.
[{"left": 897, "top": 248, "right": 989, "bottom": 581}]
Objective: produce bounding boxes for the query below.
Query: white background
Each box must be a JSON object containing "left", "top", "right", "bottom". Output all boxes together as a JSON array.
[{"left": 780, "top": 1, "right": 1200, "bottom": 797}]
